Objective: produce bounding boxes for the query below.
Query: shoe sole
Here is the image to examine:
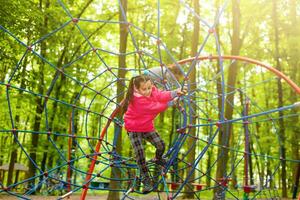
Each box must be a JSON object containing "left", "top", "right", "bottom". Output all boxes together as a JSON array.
[{"left": 142, "top": 189, "right": 152, "bottom": 194}]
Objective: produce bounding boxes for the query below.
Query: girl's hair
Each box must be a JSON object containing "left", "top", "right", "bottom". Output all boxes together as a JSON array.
[
  {"left": 121, "top": 74, "right": 151, "bottom": 114},
  {"left": 169, "top": 65, "right": 182, "bottom": 78}
]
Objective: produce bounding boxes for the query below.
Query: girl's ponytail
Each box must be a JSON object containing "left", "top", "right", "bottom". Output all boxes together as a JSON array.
[
  {"left": 121, "top": 74, "right": 151, "bottom": 115},
  {"left": 121, "top": 77, "right": 135, "bottom": 115}
]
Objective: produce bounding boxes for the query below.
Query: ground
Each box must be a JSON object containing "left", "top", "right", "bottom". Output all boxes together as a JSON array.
[
  {"left": 0, "top": 194, "right": 296, "bottom": 200},
  {"left": 0, "top": 193, "right": 171, "bottom": 200}
]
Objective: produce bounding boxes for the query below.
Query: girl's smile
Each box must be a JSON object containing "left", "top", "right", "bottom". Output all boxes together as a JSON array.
[{"left": 136, "top": 80, "right": 152, "bottom": 97}]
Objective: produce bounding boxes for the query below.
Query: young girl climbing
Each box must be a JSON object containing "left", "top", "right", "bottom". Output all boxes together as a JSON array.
[{"left": 122, "top": 74, "right": 185, "bottom": 193}]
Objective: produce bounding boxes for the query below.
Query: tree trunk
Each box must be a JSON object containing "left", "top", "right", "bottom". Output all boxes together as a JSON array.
[
  {"left": 248, "top": 141, "right": 254, "bottom": 185},
  {"left": 287, "top": 0, "right": 300, "bottom": 198},
  {"left": 179, "top": 23, "right": 187, "bottom": 60},
  {"left": 206, "top": 149, "right": 212, "bottom": 187},
  {"left": 40, "top": 0, "right": 93, "bottom": 187},
  {"left": 271, "top": 0, "right": 287, "bottom": 197},
  {"left": 28, "top": 0, "right": 49, "bottom": 189},
  {"left": 213, "top": 0, "right": 222, "bottom": 189},
  {"left": 214, "top": 0, "right": 241, "bottom": 199},
  {"left": 292, "top": 164, "right": 300, "bottom": 199},
  {"left": 40, "top": 1, "right": 95, "bottom": 190},
  {"left": 266, "top": 156, "right": 274, "bottom": 188},
  {"left": 182, "top": 0, "right": 199, "bottom": 199},
  {"left": 7, "top": 53, "right": 28, "bottom": 186},
  {"left": 14, "top": 128, "right": 27, "bottom": 185},
  {"left": 28, "top": 54, "right": 44, "bottom": 190},
  {"left": 107, "top": 0, "right": 127, "bottom": 199},
  {"left": 47, "top": 74, "right": 65, "bottom": 169}
]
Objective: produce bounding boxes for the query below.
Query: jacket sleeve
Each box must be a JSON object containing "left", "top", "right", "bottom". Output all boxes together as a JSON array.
[{"left": 151, "top": 86, "right": 174, "bottom": 102}]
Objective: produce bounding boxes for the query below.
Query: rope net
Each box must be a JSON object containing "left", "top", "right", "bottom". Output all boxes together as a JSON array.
[{"left": 0, "top": 1, "right": 299, "bottom": 200}]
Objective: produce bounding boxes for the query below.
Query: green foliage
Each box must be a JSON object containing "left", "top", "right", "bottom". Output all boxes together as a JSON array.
[{"left": 0, "top": 0, "right": 299, "bottom": 198}]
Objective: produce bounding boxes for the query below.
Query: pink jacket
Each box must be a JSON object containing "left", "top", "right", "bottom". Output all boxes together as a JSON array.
[{"left": 124, "top": 86, "right": 174, "bottom": 132}]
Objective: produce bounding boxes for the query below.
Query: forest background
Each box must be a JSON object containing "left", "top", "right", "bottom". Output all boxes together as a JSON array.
[{"left": 0, "top": 0, "right": 299, "bottom": 199}]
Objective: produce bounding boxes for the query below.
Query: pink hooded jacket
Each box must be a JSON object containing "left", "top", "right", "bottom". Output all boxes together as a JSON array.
[{"left": 124, "top": 86, "right": 175, "bottom": 132}]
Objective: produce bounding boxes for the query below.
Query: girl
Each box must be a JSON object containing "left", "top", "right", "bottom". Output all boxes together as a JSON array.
[{"left": 122, "top": 74, "right": 184, "bottom": 193}]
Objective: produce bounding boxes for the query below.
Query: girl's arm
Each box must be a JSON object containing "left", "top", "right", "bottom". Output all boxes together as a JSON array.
[
  {"left": 151, "top": 86, "right": 176, "bottom": 102},
  {"left": 152, "top": 86, "right": 186, "bottom": 102}
]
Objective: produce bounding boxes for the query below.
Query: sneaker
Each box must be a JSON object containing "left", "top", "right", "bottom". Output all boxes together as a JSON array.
[
  {"left": 154, "top": 157, "right": 167, "bottom": 166},
  {"left": 142, "top": 177, "right": 153, "bottom": 194}
]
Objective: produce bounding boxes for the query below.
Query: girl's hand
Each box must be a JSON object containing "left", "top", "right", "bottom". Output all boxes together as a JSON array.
[{"left": 176, "top": 87, "right": 187, "bottom": 96}]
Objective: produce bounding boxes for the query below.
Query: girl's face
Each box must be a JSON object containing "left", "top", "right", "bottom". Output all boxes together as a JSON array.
[{"left": 136, "top": 80, "right": 152, "bottom": 97}]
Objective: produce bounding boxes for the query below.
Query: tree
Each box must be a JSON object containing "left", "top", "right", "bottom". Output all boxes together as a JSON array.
[
  {"left": 214, "top": 0, "right": 242, "bottom": 198},
  {"left": 107, "top": 0, "right": 128, "bottom": 199},
  {"left": 182, "top": 0, "right": 199, "bottom": 198},
  {"left": 27, "top": 0, "right": 49, "bottom": 190},
  {"left": 286, "top": 0, "right": 300, "bottom": 198},
  {"left": 271, "top": 0, "right": 287, "bottom": 197}
]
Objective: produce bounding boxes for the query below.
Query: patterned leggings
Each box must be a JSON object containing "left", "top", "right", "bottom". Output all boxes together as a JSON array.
[{"left": 128, "top": 131, "right": 165, "bottom": 178}]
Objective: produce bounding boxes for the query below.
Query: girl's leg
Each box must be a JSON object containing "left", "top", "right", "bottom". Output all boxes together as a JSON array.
[
  {"left": 128, "top": 132, "right": 149, "bottom": 178},
  {"left": 144, "top": 131, "right": 165, "bottom": 160}
]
